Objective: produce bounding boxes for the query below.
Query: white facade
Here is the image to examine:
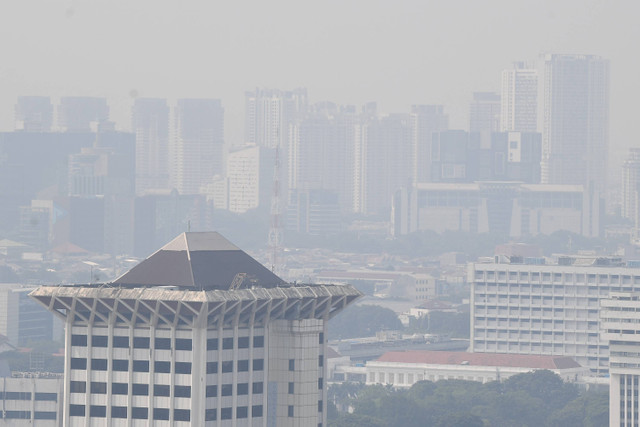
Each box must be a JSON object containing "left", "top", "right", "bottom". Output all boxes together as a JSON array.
[
  {"left": 0, "top": 374, "right": 63, "bottom": 426},
  {"left": 622, "top": 149, "right": 640, "bottom": 231},
  {"left": 227, "top": 145, "right": 260, "bottom": 213},
  {"left": 500, "top": 62, "right": 538, "bottom": 133},
  {"left": 471, "top": 257, "right": 640, "bottom": 375},
  {"left": 600, "top": 293, "right": 640, "bottom": 427}
]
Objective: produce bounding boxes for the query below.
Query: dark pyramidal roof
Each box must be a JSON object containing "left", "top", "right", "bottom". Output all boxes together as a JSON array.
[{"left": 112, "top": 232, "right": 285, "bottom": 290}]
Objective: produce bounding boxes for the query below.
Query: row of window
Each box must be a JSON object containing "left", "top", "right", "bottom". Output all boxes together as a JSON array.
[
  {"left": 288, "top": 401, "right": 323, "bottom": 417},
  {"left": 71, "top": 358, "right": 192, "bottom": 374},
  {"left": 69, "top": 382, "right": 265, "bottom": 397},
  {"left": 288, "top": 379, "right": 323, "bottom": 393},
  {"left": 0, "top": 411, "right": 56, "bottom": 420},
  {"left": 69, "top": 405, "right": 265, "bottom": 420},
  {"left": 70, "top": 334, "right": 267, "bottom": 350},
  {"left": 0, "top": 392, "right": 57, "bottom": 401}
]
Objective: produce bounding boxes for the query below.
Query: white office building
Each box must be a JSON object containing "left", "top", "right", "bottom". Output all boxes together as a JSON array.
[
  {"left": 600, "top": 292, "right": 640, "bottom": 427},
  {"left": 0, "top": 373, "right": 63, "bottom": 426},
  {"left": 500, "top": 62, "right": 538, "bottom": 133},
  {"left": 30, "top": 232, "right": 360, "bottom": 426},
  {"left": 226, "top": 145, "right": 260, "bottom": 214},
  {"left": 470, "top": 255, "right": 640, "bottom": 375}
]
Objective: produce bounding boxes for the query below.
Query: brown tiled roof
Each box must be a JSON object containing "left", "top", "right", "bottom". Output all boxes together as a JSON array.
[{"left": 376, "top": 351, "right": 580, "bottom": 369}]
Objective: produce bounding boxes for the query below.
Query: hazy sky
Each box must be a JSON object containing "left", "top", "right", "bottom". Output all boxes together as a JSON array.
[{"left": 1, "top": 0, "right": 638, "bottom": 159}]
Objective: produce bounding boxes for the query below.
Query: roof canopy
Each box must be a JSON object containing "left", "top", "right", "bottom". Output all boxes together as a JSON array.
[{"left": 111, "top": 232, "right": 285, "bottom": 290}]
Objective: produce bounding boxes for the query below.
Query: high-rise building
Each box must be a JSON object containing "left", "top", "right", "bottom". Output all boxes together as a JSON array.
[
  {"left": 500, "top": 62, "right": 538, "bottom": 133},
  {"left": 470, "top": 255, "right": 640, "bottom": 376},
  {"left": 170, "top": 99, "right": 225, "bottom": 195},
  {"left": 469, "top": 92, "right": 501, "bottom": 134},
  {"left": 410, "top": 105, "right": 449, "bottom": 184},
  {"left": 14, "top": 96, "right": 54, "bottom": 131},
  {"left": 600, "top": 292, "right": 640, "bottom": 427},
  {"left": 30, "top": 232, "right": 361, "bottom": 426},
  {"left": 132, "top": 98, "right": 170, "bottom": 194},
  {"left": 58, "top": 97, "right": 109, "bottom": 132},
  {"left": 226, "top": 145, "right": 260, "bottom": 213},
  {"left": 622, "top": 149, "right": 640, "bottom": 229},
  {"left": 541, "top": 54, "right": 610, "bottom": 193}
]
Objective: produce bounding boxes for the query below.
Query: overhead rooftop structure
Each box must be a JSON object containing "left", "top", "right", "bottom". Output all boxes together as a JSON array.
[{"left": 31, "top": 231, "right": 361, "bottom": 426}]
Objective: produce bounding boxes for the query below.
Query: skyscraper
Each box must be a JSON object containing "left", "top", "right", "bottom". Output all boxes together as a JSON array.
[
  {"left": 14, "top": 96, "right": 53, "bottom": 131},
  {"left": 410, "top": 105, "right": 449, "bottom": 184},
  {"left": 622, "top": 149, "right": 640, "bottom": 230},
  {"left": 500, "top": 62, "right": 538, "bottom": 133},
  {"left": 469, "top": 92, "right": 501, "bottom": 134},
  {"left": 58, "top": 97, "right": 110, "bottom": 132},
  {"left": 30, "top": 232, "right": 361, "bottom": 426},
  {"left": 170, "top": 99, "right": 225, "bottom": 195},
  {"left": 541, "top": 54, "right": 610, "bottom": 193},
  {"left": 132, "top": 98, "right": 170, "bottom": 194}
]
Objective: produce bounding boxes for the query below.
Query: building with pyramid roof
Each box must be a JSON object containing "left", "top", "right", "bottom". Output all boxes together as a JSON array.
[{"left": 30, "top": 232, "right": 361, "bottom": 426}]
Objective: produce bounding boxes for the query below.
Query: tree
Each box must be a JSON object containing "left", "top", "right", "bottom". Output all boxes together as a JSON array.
[
  {"left": 328, "top": 304, "right": 403, "bottom": 339},
  {"left": 436, "top": 413, "right": 485, "bottom": 427}
]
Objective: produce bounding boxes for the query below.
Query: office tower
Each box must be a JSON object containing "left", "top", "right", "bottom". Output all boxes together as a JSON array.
[
  {"left": 541, "top": 54, "right": 610, "bottom": 193},
  {"left": 14, "top": 96, "right": 53, "bottom": 131},
  {"left": 600, "top": 293, "right": 640, "bottom": 427},
  {"left": 410, "top": 105, "right": 449, "bottom": 184},
  {"left": 622, "top": 149, "right": 640, "bottom": 229},
  {"left": 58, "top": 97, "right": 109, "bottom": 132},
  {"left": 286, "top": 189, "right": 341, "bottom": 235},
  {"left": 226, "top": 145, "right": 260, "bottom": 213},
  {"left": 0, "top": 374, "right": 63, "bottom": 425},
  {"left": 469, "top": 92, "right": 501, "bottom": 133},
  {"left": 244, "top": 88, "right": 307, "bottom": 149},
  {"left": 0, "top": 284, "right": 60, "bottom": 346},
  {"left": 500, "top": 62, "right": 538, "bottom": 133},
  {"left": 31, "top": 231, "right": 361, "bottom": 426},
  {"left": 470, "top": 255, "right": 640, "bottom": 375},
  {"left": 132, "top": 98, "right": 170, "bottom": 194},
  {"left": 170, "top": 99, "right": 225, "bottom": 195}
]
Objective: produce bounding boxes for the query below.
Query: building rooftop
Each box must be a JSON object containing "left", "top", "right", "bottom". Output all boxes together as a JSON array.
[
  {"left": 375, "top": 351, "right": 581, "bottom": 370},
  {"left": 111, "top": 232, "right": 285, "bottom": 290}
]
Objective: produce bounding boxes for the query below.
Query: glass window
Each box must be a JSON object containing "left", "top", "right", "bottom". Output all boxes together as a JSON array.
[
  {"left": 252, "top": 405, "right": 263, "bottom": 417},
  {"left": 205, "top": 409, "right": 217, "bottom": 421},
  {"left": 133, "top": 360, "right": 149, "bottom": 372},
  {"left": 91, "top": 358, "right": 108, "bottom": 370},
  {"left": 175, "top": 362, "right": 191, "bottom": 374},
  {"left": 174, "top": 386, "right": 191, "bottom": 398},
  {"left": 237, "top": 406, "right": 248, "bottom": 419},
  {"left": 206, "top": 362, "right": 218, "bottom": 374},
  {"left": 131, "top": 407, "right": 148, "bottom": 419},
  {"left": 175, "top": 338, "right": 192, "bottom": 351},
  {"left": 71, "top": 335, "right": 87, "bottom": 347},
  {"left": 221, "top": 408, "right": 232, "bottom": 420},
  {"left": 133, "top": 337, "right": 150, "bottom": 348},
  {"left": 221, "top": 384, "right": 233, "bottom": 396},
  {"left": 154, "top": 361, "right": 170, "bottom": 373},
  {"left": 237, "top": 383, "right": 248, "bottom": 395},
  {"left": 111, "top": 407, "right": 127, "bottom": 419},
  {"left": 69, "top": 405, "right": 85, "bottom": 417},
  {"left": 206, "top": 385, "right": 217, "bottom": 397},
  {"left": 206, "top": 338, "right": 218, "bottom": 350},
  {"left": 318, "top": 400, "right": 323, "bottom": 412},
  {"left": 238, "top": 337, "right": 249, "bottom": 348},
  {"left": 70, "top": 358, "right": 86, "bottom": 370},
  {"left": 132, "top": 384, "right": 148, "bottom": 396},
  {"left": 154, "top": 385, "right": 170, "bottom": 397},
  {"left": 155, "top": 338, "right": 171, "bottom": 350},
  {"left": 34, "top": 411, "right": 57, "bottom": 420},
  {"left": 174, "top": 409, "right": 190, "bottom": 422},
  {"left": 253, "top": 359, "right": 264, "bottom": 371},
  {"left": 252, "top": 382, "right": 263, "bottom": 394},
  {"left": 238, "top": 360, "right": 249, "bottom": 372},
  {"left": 288, "top": 405, "right": 294, "bottom": 417},
  {"left": 92, "top": 335, "right": 108, "bottom": 347},
  {"left": 112, "top": 359, "right": 128, "bottom": 372},
  {"left": 90, "top": 382, "right": 106, "bottom": 394},
  {"left": 253, "top": 336, "right": 264, "bottom": 348},
  {"left": 222, "top": 338, "right": 234, "bottom": 349},
  {"left": 70, "top": 381, "right": 86, "bottom": 393},
  {"left": 90, "top": 405, "right": 106, "bottom": 417},
  {"left": 289, "top": 359, "right": 295, "bottom": 371},
  {"left": 221, "top": 361, "right": 233, "bottom": 373},
  {"left": 153, "top": 408, "right": 169, "bottom": 420},
  {"left": 113, "top": 336, "right": 129, "bottom": 348},
  {"left": 112, "top": 383, "right": 128, "bottom": 395},
  {"left": 35, "top": 393, "right": 57, "bottom": 402}
]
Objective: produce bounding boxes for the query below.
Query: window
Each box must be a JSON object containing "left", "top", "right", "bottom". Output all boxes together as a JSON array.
[
  {"left": 319, "top": 333, "right": 324, "bottom": 344},
  {"left": 5, "top": 392, "right": 31, "bottom": 400},
  {"left": 155, "top": 337, "right": 171, "bottom": 350},
  {"left": 253, "top": 336, "right": 264, "bottom": 348},
  {"left": 205, "top": 409, "right": 217, "bottom": 421},
  {"left": 237, "top": 406, "right": 248, "bottom": 419},
  {"left": 206, "top": 385, "right": 217, "bottom": 397},
  {"left": 238, "top": 360, "right": 249, "bottom": 372},
  {"left": 113, "top": 336, "right": 129, "bottom": 348},
  {"left": 222, "top": 337, "right": 234, "bottom": 349},
  {"left": 35, "top": 393, "right": 57, "bottom": 401},
  {"left": 221, "top": 407, "right": 232, "bottom": 420},
  {"left": 90, "top": 405, "right": 106, "bottom": 417},
  {"left": 237, "top": 383, "right": 248, "bottom": 395},
  {"left": 175, "top": 362, "right": 191, "bottom": 374},
  {"left": 70, "top": 381, "right": 86, "bottom": 393},
  {"left": 318, "top": 400, "right": 323, "bottom": 412},
  {"left": 153, "top": 408, "right": 169, "bottom": 420},
  {"left": 111, "top": 406, "right": 127, "bottom": 419},
  {"left": 69, "top": 405, "right": 85, "bottom": 417},
  {"left": 112, "top": 383, "right": 128, "bottom": 395},
  {"left": 238, "top": 336, "right": 250, "bottom": 348},
  {"left": 253, "top": 359, "right": 264, "bottom": 371},
  {"left": 206, "top": 338, "right": 218, "bottom": 350},
  {"left": 252, "top": 382, "right": 263, "bottom": 394},
  {"left": 154, "top": 384, "right": 170, "bottom": 396},
  {"left": 174, "top": 386, "right": 191, "bottom": 398},
  {"left": 132, "top": 384, "right": 148, "bottom": 396},
  {"left": 288, "top": 382, "right": 294, "bottom": 394},
  {"left": 5, "top": 411, "right": 30, "bottom": 419},
  {"left": 112, "top": 359, "right": 128, "bottom": 372},
  {"left": 206, "top": 362, "right": 218, "bottom": 374},
  {"left": 175, "top": 338, "right": 192, "bottom": 351},
  {"left": 289, "top": 359, "right": 295, "bottom": 371},
  {"left": 91, "top": 382, "right": 107, "bottom": 394},
  {"left": 131, "top": 407, "right": 148, "bottom": 419},
  {"left": 318, "top": 378, "right": 323, "bottom": 389},
  {"left": 91, "top": 358, "right": 107, "bottom": 370},
  {"left": 174, "top": 409, "right": 190, "bottom": 421},
  {"left": 154, "top": 361, "right": 170, "bottom": 373},
  {"left": 221, "top": 361, "right": 233, "bottom": 373},
  {"left": 133, "top": 337, "right": 150, "bottom": 348},
  {"left": 221, "top": 384, "right": 233, "bottom": 396},
  {"left": 252, "top": 405, "right": 263, "bottom": 417},
  {"left": 70, "top": 358, "right": 86, "bottom": 370},
  {"left": 319, "top": 355, "right": 324, "bottom": 367},
  {"left": 133, "top": 360, "right": 149, "bottom": 372},
  {"left": 288, "top": 405, "right": 294, "bottom": 417},
  {"left": 34, "top": 412, "right": 56, "bottom": 420},
  {"left": 71, "top": 334, "right": 87, "bottom": 347},
  {"left": 92, "top": 335, "right": 108, "bottom": 347}
]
